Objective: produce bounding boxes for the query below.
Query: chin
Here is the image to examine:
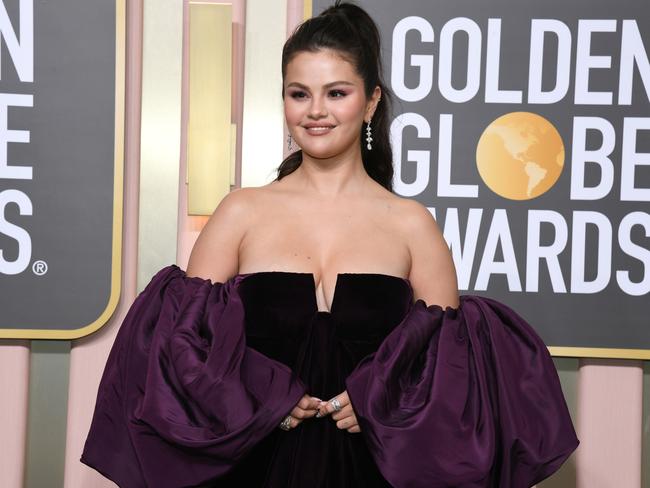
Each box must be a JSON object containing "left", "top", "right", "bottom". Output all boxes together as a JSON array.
[
  {"left": 301, "top": 147, "right": 341, "bottom": 160},
  {"left": 296, "top": 141, "right": 337, "bottom": 158}
]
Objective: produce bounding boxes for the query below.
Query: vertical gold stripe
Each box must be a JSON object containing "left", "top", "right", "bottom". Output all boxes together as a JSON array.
[
  {"left": 304, "top": 0, "right": 312, "bottom": 19},
  {"left": 187, "top": 4, "right": 232, "bottom": 215}
]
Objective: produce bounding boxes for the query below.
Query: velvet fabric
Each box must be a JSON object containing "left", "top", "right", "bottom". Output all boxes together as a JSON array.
[{"left": 81, "top": 265, "right": 578, "bottom": 487}]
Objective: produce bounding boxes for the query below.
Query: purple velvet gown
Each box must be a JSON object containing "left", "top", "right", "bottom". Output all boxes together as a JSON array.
[{"left": 81, "top": 265, "right": 579, "bottom": 488}]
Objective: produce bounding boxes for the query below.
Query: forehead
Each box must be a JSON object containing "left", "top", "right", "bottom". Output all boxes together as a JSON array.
[{"left": 284, "top": 49, "right": 361, "bottom": 84}]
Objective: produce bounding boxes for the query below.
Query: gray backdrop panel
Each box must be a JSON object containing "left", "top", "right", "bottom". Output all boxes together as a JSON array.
[{"left": 0, "top": 0, "right": 118, "bottom": 333}]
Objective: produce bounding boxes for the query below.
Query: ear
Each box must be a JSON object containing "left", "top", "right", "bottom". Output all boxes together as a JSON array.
[{"left": 365, "top": 86, "right": 382, "bottom": 123}]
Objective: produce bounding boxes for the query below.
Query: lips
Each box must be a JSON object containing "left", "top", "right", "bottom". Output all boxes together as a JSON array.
[{"left": 303, "top": 124, "right": 336, "bottom": 135}]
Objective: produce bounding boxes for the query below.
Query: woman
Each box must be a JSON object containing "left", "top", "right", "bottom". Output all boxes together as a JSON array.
[{"left": 81, "top": 2, "right": 579, "bottom": 487}]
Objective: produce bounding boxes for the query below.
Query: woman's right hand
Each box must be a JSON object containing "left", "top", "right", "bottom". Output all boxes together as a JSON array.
[{"left": 280, "top": 394, "right": 323, "bottom": 430}]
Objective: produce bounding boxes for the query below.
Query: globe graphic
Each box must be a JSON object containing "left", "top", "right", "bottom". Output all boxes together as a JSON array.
[{"left": 476, "top": 112, "right": 564, "bottom": 200}]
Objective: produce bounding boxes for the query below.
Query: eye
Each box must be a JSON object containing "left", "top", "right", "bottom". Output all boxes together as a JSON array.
[
  {"left": 329, "top": 89, "right": 347, "bottom": 98},
  {"left": 289, "top": 90, "right": 308, "bottom": 99}
]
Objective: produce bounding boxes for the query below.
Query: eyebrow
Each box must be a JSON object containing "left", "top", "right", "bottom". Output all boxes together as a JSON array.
[{"left": 286, "top": 81, "right": 356, "bottom": 90}]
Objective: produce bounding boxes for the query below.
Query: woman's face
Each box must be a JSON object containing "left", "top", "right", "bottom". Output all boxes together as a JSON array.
[{"left": 283, "top": 49, "right": 379, "bottom": 160}]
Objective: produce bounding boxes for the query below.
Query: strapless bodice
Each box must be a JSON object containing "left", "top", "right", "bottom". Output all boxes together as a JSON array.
[
  {"left": 239, "top": 271, "right": 413, "bottom": 369},
  {"left": 214, "top": 271, "right": 414, "bottom": 487}
]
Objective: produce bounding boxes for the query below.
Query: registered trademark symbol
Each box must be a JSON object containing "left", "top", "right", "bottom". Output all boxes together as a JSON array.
[{"left": 32, "top": 260, "right": 48, "bottom": 276}]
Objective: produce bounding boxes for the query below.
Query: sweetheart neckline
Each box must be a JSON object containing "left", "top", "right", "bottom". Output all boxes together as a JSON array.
[{"left": 236, "top": 270, "right": 412, "bottom": 314}]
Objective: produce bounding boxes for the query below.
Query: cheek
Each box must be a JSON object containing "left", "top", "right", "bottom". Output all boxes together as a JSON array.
[
  {"left": 333, "top": 98, "right": 366, "bottom": 125},
  {"left": 283, "top": 100, "right": 302, "bottom": 125}
]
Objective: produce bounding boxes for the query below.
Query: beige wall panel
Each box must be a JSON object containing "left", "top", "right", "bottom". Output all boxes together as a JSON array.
[
  {"left": 577, "top": 359, "right": 643, "bottom": 487},
  {"left": 137, "top": 0, "right": 184, "bottom": 290},
  {"left": 0, "top": 341, "right": 29, "bottom": 488},
  {"left": 241, "top": 0, "right": 287, "bottom": 187}
]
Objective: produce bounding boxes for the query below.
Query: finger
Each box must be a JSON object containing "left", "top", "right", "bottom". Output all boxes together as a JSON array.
[
  {"left": 321, "top": 394, "right": 348, "bottom": 415},
  {"left": 335, "top": 393, "right": 350, "bottom": 407},
  {"left": 309, "top": 396, "right": 323, "bottom": 409},
  {"left": 280, "top": 415, "right": 299, "bottom": 430},
  {"left": 336, "top": 417, "right": 355, "bottom": 430},
  {"left": 347, "top": 425, "right": 361, "bottom": 433},
  {"left": 291, "top": 407, "right": 309, "bottom": 419},
  {"left": 297, "top": 395, "right": 313, "bottom": 409},
  {"left": 316, "top": 401, "right": 329, "bottom": 417},
  {"left": 295, "top": 405, "right": 322, "bottom": 418},
  {"left": 305, "top": 396, "right": 323, "bottom": 417},
  {"left": 331, "top": 404, "right": 353, "bottom": 421}
]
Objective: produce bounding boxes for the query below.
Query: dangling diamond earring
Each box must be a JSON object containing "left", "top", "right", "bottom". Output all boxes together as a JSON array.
[
  {"left": 365, "top": 120, "right": 373, "bottom": 150},
  {"left": 287, "top": 132, "right": 293, "bottom": 150}
]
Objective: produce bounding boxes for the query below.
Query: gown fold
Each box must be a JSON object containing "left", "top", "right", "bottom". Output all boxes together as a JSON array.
[
  {"left": 80, "top": 266, "right": 308, "bottom": 488},
  {"left": 81, "top": 265, "right": 578, "bottom": 488},
  {"left": 345, "top": 296, "right": 579, "bottom": 488}
]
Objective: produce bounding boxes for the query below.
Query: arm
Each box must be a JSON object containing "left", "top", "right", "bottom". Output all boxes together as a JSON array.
[
  {"left": 185, "top": 187, "right": 253, "bottom": 283},
  {"left": 402, "top": 199, "right": 459, "bottom": 308}
]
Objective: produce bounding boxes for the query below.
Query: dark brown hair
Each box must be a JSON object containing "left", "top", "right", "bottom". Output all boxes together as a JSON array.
[{"left": 276, "top": 0, "right": 394, "bottom": 191}]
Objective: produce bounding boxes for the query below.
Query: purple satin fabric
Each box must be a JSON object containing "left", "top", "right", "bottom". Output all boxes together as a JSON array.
[
  {"left": 80, "top": 266, "right": 308, "bottom": 487},
  {"left": 345, "top": 296, "right": 579, "bottom": 487},
  {"left": 81, "top": 265, "right": 578, "bottom": 487}
]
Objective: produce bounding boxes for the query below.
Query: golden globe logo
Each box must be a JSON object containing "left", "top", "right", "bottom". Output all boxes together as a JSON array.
[
  {"left": 476, "top": 112, "right": 565, "bottom": 200},
  {"left": 389, "top": 15, "right": 650, "bottom": 297}
]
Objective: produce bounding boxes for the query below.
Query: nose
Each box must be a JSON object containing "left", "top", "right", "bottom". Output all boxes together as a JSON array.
[{"left": 308, "top": 96, "right": 327, "bottom": 119}]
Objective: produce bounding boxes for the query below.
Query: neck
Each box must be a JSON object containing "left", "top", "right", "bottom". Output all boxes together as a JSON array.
[{"left": 296, "top": 143, "right": 369, "bottom": 197}]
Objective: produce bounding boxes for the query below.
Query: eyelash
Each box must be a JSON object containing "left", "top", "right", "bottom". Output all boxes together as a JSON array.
[{"left": 289, "top": 89, "right": 347, "bottom": 99}]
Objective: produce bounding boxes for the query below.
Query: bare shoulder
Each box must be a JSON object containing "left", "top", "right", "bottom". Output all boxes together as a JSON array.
[
  {"left": 393, "top": 197, "right": 459, "bottom": 308},
  {"left": 185, "top": 187, "right": 261, "bottom": 283}
]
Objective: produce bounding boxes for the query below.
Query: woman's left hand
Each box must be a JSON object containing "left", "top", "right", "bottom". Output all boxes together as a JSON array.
[{"left": 316, "top": 390, "right": 361, "bottom": 433}]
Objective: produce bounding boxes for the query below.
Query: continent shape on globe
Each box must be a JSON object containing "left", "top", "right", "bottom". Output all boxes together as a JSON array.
[{"left": 476, "top": 112, "right": 565, "bottom": 200}]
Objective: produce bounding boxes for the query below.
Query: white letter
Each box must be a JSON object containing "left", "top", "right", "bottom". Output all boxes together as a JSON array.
[
  {"left": 570, "top": 211, "right": 612, "bottom": 293},
  {"left": 575, "top": 20, "right": 616, "bottom": 105},
  {"left": 438, "top": 17, "right": 482, "bottom": 103},
  {"left": 570, "top": 117, "right": 615, "bottom": 200},
  {"left": 618, "top": 20, "right": 650, "bottom": 105},
  {"left": 441, "top": 208, "right": 483, "bottom": 290},
  {"left": 616, "top": 211, "right": 650, "bottom": 296},
  {"left": 391, "top": 113, "right": 431, "bottom": 197},
  {"left": 391, "top": 17, "right": 434, "bottom": 102},
  {"left": 528, "top": 19, "right": 571, "bottom": 104},
  {"left": 485, "top": 18, "right": 522, "bottom": 104},
  {"left": 0, "top": 0, "right": 33, "bottom": 82},
  {"left": 475, "top": 209, "right": 522, "bottom": 291},
  {"left": 0, "top": 189, "right": 32, "bottom": 275},
  {"left": 0, "top": 93, "right": 33, "bottom": 180},
  {"left": 437, "top": 113, "right": 479, "bottom": 198},
  {"left": 621, "top": 117, "right": 650, "bottom": 201},
  {"left": 526, "top": 210, "right": 568, "bottom": 292}
]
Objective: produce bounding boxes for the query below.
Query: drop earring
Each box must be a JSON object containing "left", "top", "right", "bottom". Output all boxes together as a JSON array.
[
  {"left": 365, "top": 120, "right": 373, "bottom": 150},
  {"left": 287, "top": 133, "right": 293, "bottom": 150}
]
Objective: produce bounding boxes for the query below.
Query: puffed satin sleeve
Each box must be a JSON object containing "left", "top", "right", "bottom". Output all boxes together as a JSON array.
[
  {"left": 345, "top": 295, "right": 579, "bottom": 488},
  {"left": 80, "top": 265, "right": 308, "bottom": 488}
]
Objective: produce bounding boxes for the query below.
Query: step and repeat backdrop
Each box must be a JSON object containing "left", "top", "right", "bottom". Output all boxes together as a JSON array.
[
  {"left": 313, "top": 0, "right": 650, "bottom": 358},
  {"left": 0, "top": 0, "right": 123, "bottom": 339}
]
